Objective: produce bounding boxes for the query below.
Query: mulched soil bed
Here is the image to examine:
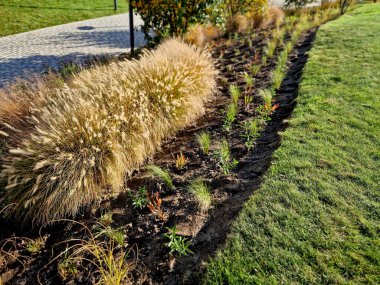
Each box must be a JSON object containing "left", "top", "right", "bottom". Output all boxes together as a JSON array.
[{"left": 0, "top": 27, "right": 316, "bottom": 285}]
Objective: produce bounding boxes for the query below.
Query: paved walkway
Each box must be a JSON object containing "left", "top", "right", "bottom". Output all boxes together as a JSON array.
[{"left": 0, "top": 13, "right": 145, "bottom": 88}]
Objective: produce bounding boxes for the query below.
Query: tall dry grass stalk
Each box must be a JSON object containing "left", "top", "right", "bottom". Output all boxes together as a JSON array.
[{"left": 0, "top": 39, "right": 217, "bottom": 225}]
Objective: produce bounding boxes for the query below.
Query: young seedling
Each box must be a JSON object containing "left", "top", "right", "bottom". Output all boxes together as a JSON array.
[
  {"left": 147, "top": 192, "right": 165, "bottom": 220},
  {"left": 189, "top": 178, "right": 212, "bottom": 212},
  {"left": 241, "top": 119, "right": 262, "bottom": 150},
  {"left": 163, "top": 227, "right": 193, "bottom": 256},
  {"left": 146, "top": 165, "right": 173, "bottom": 189},
  {"left": 251, "top": 64, "right": 261, "bottom": 77},
  {"left": 265, "top": 40, "right": 277, "bottom": 59},
  {"left": 216, "top": 139, "right": 238, "bottom": 175},
  {"left": 132, "top": 186, "right": 148, "bottom": 209},
  {"left": 229, "top": 84, "right": 241, "bottom": 104},
  {"left": 243, "top": 72, "right": 254, "bottom": 91},
  {"left": 99, "top": 212, "right": 114, "bottom": 227},
  {"left": 261, "top": 55, "right": 267, "bottom": 66},
  {"left": 223, "top": 103, "right": 238, "bottom": 132},
  {"left": 26, "top": 237, "right": 46, "bottom": 254},
  {"left": 244, "top": 93, "right": 253, "bottom": 110},
  {"left": 197, "top": 132, "right": 211, "bottom": 155},
  {"left": 175, "top": 152, "right": 188, "bottom": 169},
  {"left": 257, "top": 89, "right": 279, "bottom": 120},
  {"left": 58, "top": 248, "right": 79, "bottom": 281},
  {"left": 99, "top": 227, "right": 125, "bottom": 247}
]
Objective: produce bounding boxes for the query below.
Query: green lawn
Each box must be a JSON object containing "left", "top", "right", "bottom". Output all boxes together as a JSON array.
[
  {"left": 0, "top": 0, "right": 128, "bottom": 37},
  {"left": 204, "top": 3, "right": 380, "bottom": 284}
]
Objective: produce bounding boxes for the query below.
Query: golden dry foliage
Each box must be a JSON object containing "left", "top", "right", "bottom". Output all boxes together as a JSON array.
[
  {"left": 0, "top": 39, "right": 217, "bottom": 225},
  {"left": 226, "top": 14, "right": 250, "bottom": 34},
  {"left": 184, "top": 24, "right": 222, "bottom": 48},
  {"left": 260, "top": 7, "right": 286, "bottom": 28}
]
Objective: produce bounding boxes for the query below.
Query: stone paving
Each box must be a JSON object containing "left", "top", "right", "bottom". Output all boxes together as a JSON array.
[{"left": 0, "top": 13, "right": 145, "bottom": 88}]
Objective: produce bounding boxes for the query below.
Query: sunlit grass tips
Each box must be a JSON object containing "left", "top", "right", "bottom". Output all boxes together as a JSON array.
[
  {"left": 146, "top": 165, "right": 173, "bottom": 189},
  {"left": 189, "top": 178, "right": 212, "bottom": 212}
]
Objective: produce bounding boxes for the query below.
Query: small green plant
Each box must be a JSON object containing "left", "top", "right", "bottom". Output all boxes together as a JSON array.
[
  {"left": 58, "top": 248, "right": 79, "bottom": 281},
  {"left": 241, "top": 119, "right": 262, "bottom": 150},
  {"left": 132, "top": 186, "right": 148, "bottom": 209},
  {"left": 189, "top": 178, "right": 212, "bottom": 212},
  {"left": 56, "top": 222, "right": 135, "bottom": 285},
  {"left": 217, "top": 139, "right": 238, "bottom": 175},
  {"left": 224, "top": 103, "right": 238, "bottom": 132},
  {"left": 99, "top": 227, "right": 125, "bottom": 247},
  {"left": 229, "top": 84, "right": 241, "bottom": 104},
  {"left": 99, "top": 212, "right": 114, "bottom": 227},
  {"left": 261, "top": 55, "right": 267, "bottom": 66},
  {"left": 260, "top": 88, "right": 274, "bottom": 113},
  {"left": 265, "top": 40, "right": 277, "bottom": 59},
  {"left": 146, "top": 165, "right": 173, "bottom": 189},
  {"left": 244, "top": 94, "right": 253, "bottom": 110},
  {"left": 175, "top": 152, "right": 188, "bottom": 169},
  {"left": 243, "top": 72, "right": 254, "bottom": 90},
  {"left": 147, "top": 191, "right": 166, "bottom": 220},
  {"left": 257, "top": 89, "right": 279, "bottom": 120},
  {"left": 26, "top": 237, "right": 45, "bottom": 254},
  {"left": 251, "top": 64, "right": 261, "bottom": 77},
  {"left": 163, "top": 227, "right": 193, "bottom": 256},
  {"left": 197, "top": 132, "right": 211, "bottom": 155}
]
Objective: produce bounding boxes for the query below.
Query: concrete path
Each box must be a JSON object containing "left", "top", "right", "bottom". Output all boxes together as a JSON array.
[{"left": 0, "top": 13, "right": 145, "bottom": 88}]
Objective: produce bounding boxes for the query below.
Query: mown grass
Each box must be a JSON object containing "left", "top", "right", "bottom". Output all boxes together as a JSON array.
[
  {"left": 0, "top": 0, "right": 128, "bottom": 37},
  {"left": 204, "top": 3, "right": 380, "bottom": 284}
]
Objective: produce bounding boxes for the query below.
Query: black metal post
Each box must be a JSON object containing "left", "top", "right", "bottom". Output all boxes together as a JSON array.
[
  {"left": 114, "top": 0, "right": 117, "bottom": 10},
  {"left": 129, "top": 1, "right": 135, "bottom": 54}
]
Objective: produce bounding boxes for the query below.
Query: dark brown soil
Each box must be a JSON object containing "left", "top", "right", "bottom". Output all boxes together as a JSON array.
[{"left": 0, "top": 27, "right": 316, "bottom": 285}]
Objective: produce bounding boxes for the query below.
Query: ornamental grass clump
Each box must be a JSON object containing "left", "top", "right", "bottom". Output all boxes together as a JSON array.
[{"left": 0, "top": 39, "right": 217, "bottom": 225}]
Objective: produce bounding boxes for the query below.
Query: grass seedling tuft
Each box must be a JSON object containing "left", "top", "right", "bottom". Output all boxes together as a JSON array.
[
  {"left": 251, "top": 64, "right": 261, "bottom": 77},
  {"left": 197, "top": 132, "right": 211, "bottom": 155},
  {"left": 224, "top": 103, "right": 238, "bottom": 132},
  {"left": 146, "top": 165, "right": 173, "bottom": 189},
  {"left": 229, "top": 84, "right": 241, "bottom": 104},
  {"left": 241, "top": 119, "right": 262, "bottom": 150},
  {"left": 189, "top": 178, "right": 212, "bottom": 212},
  {"left": 217, "top": 139, "right": 238, "bottom": 175},
  {"left": 163, "top": 227, "right": 193, "bottom": 256}
]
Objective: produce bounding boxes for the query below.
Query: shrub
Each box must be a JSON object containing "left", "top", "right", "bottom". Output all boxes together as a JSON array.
[
  {"left": 226, "top": 14, "right": 249, "bottom": 34},
  {"left": 253, "top": 6, "right": 285, "bottom": 29},
  {"left": 131, "top": 0, "right": 215, "bottom": 45},
  {"left": 339, "top": 0, "right": 354, "bottom": 14},
  {"left": 284, "top": 0, "right": 314, "bottom": 9},
  {"left": 184, "top": 23, "right": 222, "bottom": 48},
  {"left": 0, "top": 39, "right": 217, "bottom": 225}
]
